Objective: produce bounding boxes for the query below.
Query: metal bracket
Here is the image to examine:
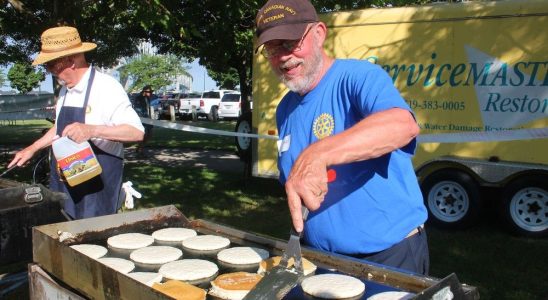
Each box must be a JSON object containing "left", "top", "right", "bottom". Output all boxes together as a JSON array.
[{"left": 24, "top": 185, "right": 44, "bottom": 204}]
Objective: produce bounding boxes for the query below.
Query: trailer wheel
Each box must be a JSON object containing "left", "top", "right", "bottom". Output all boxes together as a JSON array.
[
  {"left": 208, "top": 106, "right": 219, "bottom": 122},
  {"left": 499, "top": 176, "right": 547, "bottom": 237},
  {"left": 235, "top": 111, "right": 252, "bottom": 163},
  {"left": 421, "top": 169, "right": 482, "bottom": 229}
]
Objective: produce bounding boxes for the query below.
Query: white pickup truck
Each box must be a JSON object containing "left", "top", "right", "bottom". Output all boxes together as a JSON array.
[{"left": 179, "top": 89, "right": 237, "bottom": 121}]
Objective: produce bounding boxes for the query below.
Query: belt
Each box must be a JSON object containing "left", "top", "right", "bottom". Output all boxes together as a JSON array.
[
  {"left": 406, "top": 224, "right": 424, "bottom": 239},
  {"left": 341, "top": 224, "right": 426, "bottom": 259}
]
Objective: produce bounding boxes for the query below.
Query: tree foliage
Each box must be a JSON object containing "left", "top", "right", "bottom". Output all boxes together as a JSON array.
[
  {"left": 142, "top": 0, "right": 260, "bottom": 110},
  {"left": 120, "top": 54, "right": 191, "bottom": 93},
  {"left": 7, "top": 62, "right": 45, "bottom": 94},
  {"left": 2, "top": 0, "right": 425, "bottom": 100},
  {"left": 139, "top": 0, "right": 424, "bottom": 110},
  {"left": 208, "top": 68, "right": 240, "bottom": 90},
  {"left": 0, "top": 0, "right": 150, "bottom": 68}
]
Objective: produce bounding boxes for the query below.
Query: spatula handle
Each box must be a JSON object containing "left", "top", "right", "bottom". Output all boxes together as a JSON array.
[{"left": 293, "top": 206, "right": 309, "bottom": 237}]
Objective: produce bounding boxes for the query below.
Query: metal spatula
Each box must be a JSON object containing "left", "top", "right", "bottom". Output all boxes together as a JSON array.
[
  {"left": 242, "top": 206, "right": 309, "bottom": 300},
  {"left": 244, "top": 170, "right": 336, "bottom": 300},
  {"left": 0, "top": 165, "right": 17, "bottom": 178}
]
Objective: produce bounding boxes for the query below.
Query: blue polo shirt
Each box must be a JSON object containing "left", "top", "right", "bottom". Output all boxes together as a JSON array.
[{"left": 276, "top": 59, "right": 427, "bottom": 254}]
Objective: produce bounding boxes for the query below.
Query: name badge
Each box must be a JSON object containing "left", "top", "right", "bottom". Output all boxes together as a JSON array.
[{"left": 277, "top": 135, "right": 291, "bottom": 155}]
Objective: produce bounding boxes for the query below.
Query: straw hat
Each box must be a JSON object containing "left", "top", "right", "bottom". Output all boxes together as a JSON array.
[{"left": 32, "top": 26, "right": 97, "bottom": 66}]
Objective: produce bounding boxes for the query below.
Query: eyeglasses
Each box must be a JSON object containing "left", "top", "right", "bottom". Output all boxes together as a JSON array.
[
  {"left": 45, "top": 57, "right": 69, "bottom": 73},
  {"left": 261, "top": 23, "right": 315, "bottom": 58}
]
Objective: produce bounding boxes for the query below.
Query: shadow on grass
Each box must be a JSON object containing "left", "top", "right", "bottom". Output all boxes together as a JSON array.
[
  {"left": 427, "top": 196, "right": 548, "bottom": 300},
  {"left": 124, "top": 162, "right": 291, "bottom": 239}
]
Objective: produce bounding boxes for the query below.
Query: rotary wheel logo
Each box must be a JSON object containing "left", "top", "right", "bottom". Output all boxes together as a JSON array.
[{"left": 313, "top": 113, "right": 334, "bottom": 139}]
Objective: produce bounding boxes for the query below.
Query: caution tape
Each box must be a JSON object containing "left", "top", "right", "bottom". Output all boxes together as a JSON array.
[
  {"left": 141, "top": 118, "right": 278, "bottom": 140},
  {"left": 416, "top": 127, "right": 548, "bottom": 143},
  {"left": 141, "top": 118, "right": 547, "bottom": 143}
]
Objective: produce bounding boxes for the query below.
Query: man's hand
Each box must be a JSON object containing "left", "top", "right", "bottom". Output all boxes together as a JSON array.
[
  {"left": 62, "top": 122, "right": 95, "bottom": 143},
  {"left": 8, "top": 127, "right": 56, "bottom": 168},
  {"left": 285, "top": 146, "right": 329, "bottom": 232},
  {"left": 8, "top": 145, "right": 38, "bottom": 168}
]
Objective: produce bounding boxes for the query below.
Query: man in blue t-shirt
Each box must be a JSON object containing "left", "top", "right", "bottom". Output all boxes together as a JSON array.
[{"left": 255, "top": 0, "right": 429, "bottom": 275}]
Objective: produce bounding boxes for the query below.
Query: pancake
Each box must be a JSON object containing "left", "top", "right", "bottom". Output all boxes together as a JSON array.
[
  {"left": 182, "top": 235, "right": 230, "bottom": 251},
  {"left": 129, "top": 246, "right": 182, "bottom": 271},
  {"left": 107, "top": 233, "right": 154, "bottom": 257},
  {"left": 152, "top": 280, "right": 206, "bottom": 300},
  {"left": 159, "top": 259, "right": 219, "bottom": 286},
  {"left": 182, "top": 235, "right": 230, "bottom": 258},
  {"left": 152, "top": 227, "right": 197, "bottom": 246},
  {"left": 127, "top": 272, "right": 163, "bottom": 287},
  {"left": 258, "top": 256, "right": 317, "bottom": 276},
  {"left": 97, "top": 257, "right": 135, "bottom": 274},
  {"left": 217, "top": 246, "right": 270, "bottom": 273},
  {"left": 217, "top": 247, "right": 270, "bottom": 265},
  {"left": 70, "top": 244, "right": 108, "bottom": 259},
  {"left": 208, "top": 272, "right": 263, "bottom": 300},
  {"left": 367, "top": 291, "right": 415, "bottom": 300},
  {"left": 301, "top": 274, "right": 366, "bottom": 299}
]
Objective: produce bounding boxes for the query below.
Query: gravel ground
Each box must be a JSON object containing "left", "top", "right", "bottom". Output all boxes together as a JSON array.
[
  {"left": 125, "top": 146, "right": 245, "bottom": 173},
  {"left": 1, "top": 145, "right": 246, "bottom": 175}
]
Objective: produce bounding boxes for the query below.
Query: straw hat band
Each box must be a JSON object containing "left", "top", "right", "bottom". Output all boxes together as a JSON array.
[{"left": 41, "top": 36, "right": 84, "bottom": 53}]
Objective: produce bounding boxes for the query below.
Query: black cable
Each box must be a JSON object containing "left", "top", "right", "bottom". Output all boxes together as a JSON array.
[{"left": 32, "top": 152, "right": 49, "bottom": 185}]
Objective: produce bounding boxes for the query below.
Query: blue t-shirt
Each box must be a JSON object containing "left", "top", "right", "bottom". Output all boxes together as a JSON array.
[{"left": 276, "top": 59, "right": 427, "bottom": 254}]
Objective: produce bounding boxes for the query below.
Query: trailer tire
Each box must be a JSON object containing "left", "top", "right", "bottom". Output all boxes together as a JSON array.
[
  {"left": 499, "top": 176, "right": 547, "bottom": 238},
  {"left": 421, "top": 169, "right": 482, "bottom": 229},
  {"left": 235, "top": 111, "right": 252, "bottom": 163}
]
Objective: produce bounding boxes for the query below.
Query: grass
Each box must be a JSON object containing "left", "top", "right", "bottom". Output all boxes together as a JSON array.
[{"left": 1, "top": 119, "right": 547, "bottom": 300}]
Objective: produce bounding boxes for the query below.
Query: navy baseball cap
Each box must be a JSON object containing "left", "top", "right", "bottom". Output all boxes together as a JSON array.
[{"left": 255, "top": 0, "right": 319, "bottom": 51}]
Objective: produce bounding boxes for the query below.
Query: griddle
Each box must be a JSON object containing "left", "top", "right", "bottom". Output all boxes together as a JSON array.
[{"left": 32, "top": 205, "right": 479, "bottom": 299}]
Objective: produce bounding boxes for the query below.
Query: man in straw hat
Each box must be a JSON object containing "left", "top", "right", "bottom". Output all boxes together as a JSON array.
[
  {"left": 255, "top": 0, "right": 429, "bottom": 274},
  {"left": 8, "top": 26, "right": 145, "bottom": 219}
]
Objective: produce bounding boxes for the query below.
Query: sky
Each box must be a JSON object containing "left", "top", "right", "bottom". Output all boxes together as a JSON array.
[
  {"left": 0, "top": 58, "right": 217, "bottom": 93},
  {"left": 188, "top": 59, "right": 218, "bottom": 91}
]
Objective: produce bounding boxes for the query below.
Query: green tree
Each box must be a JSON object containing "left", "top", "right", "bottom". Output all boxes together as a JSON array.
[
  {"left": 208, "top": 68, "right": 240, "bottom": 90},
  {"left": 142, "top": 0, "right": 424, "bottom": 111},
  {"left": 7, "top": 62, "right": 45, "bottom": 94},
  {"left": 120, "top": 54, "right": 191, "bottom": 92},
  {"left": 145, "top": 0, "right": 260, "bottom": 111},
  {"left": 2, "top": 1, "right": 424, "bottom": 100},
  {"left": 0, "top": 1, "right": 151, "bottom": 68}
]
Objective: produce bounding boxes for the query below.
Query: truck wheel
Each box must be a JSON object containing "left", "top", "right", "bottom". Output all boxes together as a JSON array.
[
  {"left": 235, "top": 111, "right": 252, "bottom": 162},
  {"left": 208, "top": 106, "right": 219, "bottom": 122},
  {"left": 499, "top": 176, "right": 547, "bottom": 238},
  {"left": 420, "top": 169, "right": 482, "bottom": 229}
]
